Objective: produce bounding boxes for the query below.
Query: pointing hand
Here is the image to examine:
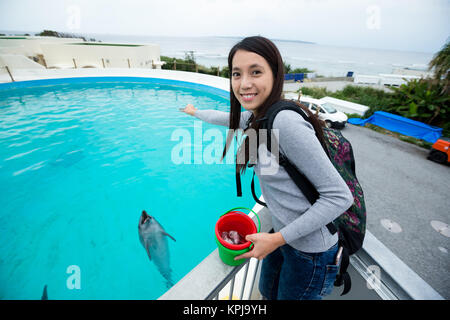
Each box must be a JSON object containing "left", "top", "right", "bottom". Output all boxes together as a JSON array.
[{"left": 180, "top": 104, "right": 197, "bottom": 116}]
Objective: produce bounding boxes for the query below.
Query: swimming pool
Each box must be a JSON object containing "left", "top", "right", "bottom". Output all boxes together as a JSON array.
[{"left": 0, "top": 77, "right": 257, "bottom": 299}]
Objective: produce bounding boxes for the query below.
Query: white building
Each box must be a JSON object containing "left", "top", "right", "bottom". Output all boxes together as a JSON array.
[
  {"left": 40, "top": 42, "right": 164, "bottom": 69},
  {"left": 353, "top": 68, "right": 430, "bottom": 87},
  {"left": 0, "top": 36, "right": 83, "bottom": 57},
  {"left": 0, "top": 36, "right": 164, "bottom": 70}
]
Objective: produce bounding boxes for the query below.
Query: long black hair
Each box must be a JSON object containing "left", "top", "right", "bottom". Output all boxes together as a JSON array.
[{"left": 221, "top": 36, "right": 326, "bottom": 174}]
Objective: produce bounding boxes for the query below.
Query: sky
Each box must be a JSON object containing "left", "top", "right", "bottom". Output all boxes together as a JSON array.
[{"left": 0, "top": 0, "right": 449, "bottom": 53}]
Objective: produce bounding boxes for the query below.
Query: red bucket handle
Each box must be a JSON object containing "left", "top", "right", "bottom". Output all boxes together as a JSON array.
[{"left": 220, "top": 207, "right": 261, "bottom": 249}]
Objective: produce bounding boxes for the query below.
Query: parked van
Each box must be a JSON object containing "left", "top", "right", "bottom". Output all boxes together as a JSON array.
[{"left": 284, "top": 93, "right": 348, "bottom": 129}]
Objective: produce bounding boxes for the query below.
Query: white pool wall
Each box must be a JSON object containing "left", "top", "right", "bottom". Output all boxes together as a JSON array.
[{"left": 0, "top": 68, "right": 230, "bottom": 92}]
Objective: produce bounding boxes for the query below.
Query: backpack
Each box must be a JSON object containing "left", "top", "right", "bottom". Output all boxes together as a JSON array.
[{"left": 236, "top": 99, "right": 367, "bottom": 296}]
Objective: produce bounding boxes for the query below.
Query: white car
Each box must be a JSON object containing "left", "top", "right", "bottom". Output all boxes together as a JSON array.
[{"left": 283, "top": 93, "right": 348, "bottom": 129}]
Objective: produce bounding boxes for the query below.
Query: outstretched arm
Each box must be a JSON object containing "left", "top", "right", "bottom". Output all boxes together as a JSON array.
[{"left": 181, "top": 104, "right": 252, "bottom": 128}]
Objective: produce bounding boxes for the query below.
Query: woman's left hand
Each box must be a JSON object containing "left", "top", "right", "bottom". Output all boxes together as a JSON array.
[{"left": 234, "top": 232, "right": 286, "bottom": 261}]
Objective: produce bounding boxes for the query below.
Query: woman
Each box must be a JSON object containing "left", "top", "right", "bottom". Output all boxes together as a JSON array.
[{"left": 181, "top": 36, "right": 353, "bottom": 300}]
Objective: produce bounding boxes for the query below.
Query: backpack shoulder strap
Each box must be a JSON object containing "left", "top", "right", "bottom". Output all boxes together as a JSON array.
[
  {"left": 263, "top": 100, "right": 310, "bottom": 153},
  {"left": 261, "top": 99, "right": 337, "bottom": 235}
]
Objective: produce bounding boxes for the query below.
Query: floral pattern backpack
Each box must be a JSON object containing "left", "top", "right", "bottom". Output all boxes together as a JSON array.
[{"left": 322, "top": 127, "right": 366, "bottom": 253}]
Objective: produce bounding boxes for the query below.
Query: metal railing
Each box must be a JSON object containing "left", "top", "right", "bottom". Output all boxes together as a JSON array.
[
  {"left": 208, "top": 258, "right": 261, "bottom": 300},
  {"left": 35, "top": 57, "right": 162, "bottom": 70},
  {"left": 163, "top": 60, "right": 223, "bottom": 77},
  {"left": 4, "top": 66, "right": 14, "bottom": 82}
]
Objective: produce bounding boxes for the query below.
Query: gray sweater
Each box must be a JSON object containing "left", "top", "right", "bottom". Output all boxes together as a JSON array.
[{"left": 194, "top": 109, "right": 353, "bottom": 253}]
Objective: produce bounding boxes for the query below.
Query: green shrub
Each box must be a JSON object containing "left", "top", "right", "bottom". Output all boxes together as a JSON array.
[
  {"left": 389, "top": 79, "right": 449, "bottom": 128},
  {"left": 161, "top": 55, "right": 229, "bottom": 78},
  {"left": 161, "top": 55, "right": 196, "bottom": 72},
  {"left": 292, "top": 67, "right": 313, "bottom": 74},
  {"left": 344, "top": 113, "right": 362, "bottom": 119},
  {"left": 184, "top": 51, "right": 196, "bottom": 65},
  {"left": 220, "top": 66, "right": 230, "bottom": 78},
  {"left": 35, "top": 29, "right": 100, "bottom": 42},
  {"left": 299, "top": 87, "right": 328, "bottom": 99},
  {"left": 283, "top": 62, "right": 291, "bottom": 74},
  {"left": 298, "top": 82, "right": 449, "bottom": 136},
  {"left": 332, "top": 86, "right": 395, "bottom": 116},
  {"left": 283, "top": 61, "right": 313, "bottom": 75}
]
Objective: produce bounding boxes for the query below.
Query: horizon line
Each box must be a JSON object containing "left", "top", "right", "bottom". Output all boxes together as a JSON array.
[{"left": 0, "top": 29, "right": 437, "bottom": 54}]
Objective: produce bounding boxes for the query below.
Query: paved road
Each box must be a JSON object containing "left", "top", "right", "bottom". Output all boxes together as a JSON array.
[{"left": 341, "top": 124, "right": 449, "bottom": 299}]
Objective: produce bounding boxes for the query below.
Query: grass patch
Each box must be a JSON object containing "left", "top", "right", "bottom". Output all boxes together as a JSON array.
[
  {"left": 344, "top": 113, "right": 362, "bottom": 119},
  {"left": 363, "top": 123, "right": 433, "bottom": 150},
  {"left": 300, "top": 85, "right": 395, "bottom": 112}
]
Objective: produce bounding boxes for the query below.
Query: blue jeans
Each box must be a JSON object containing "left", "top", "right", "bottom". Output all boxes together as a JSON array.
[{"left": 259, "top": 242, "right": 339, "bottom": 300}]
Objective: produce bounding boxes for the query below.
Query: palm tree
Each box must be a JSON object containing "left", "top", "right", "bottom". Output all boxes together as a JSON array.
[
  {"left": 428, "top": 40, "right": 449, "bottom": 94},
  {"left": 283, "top": 62, "right": 292, "bottom": 74}
]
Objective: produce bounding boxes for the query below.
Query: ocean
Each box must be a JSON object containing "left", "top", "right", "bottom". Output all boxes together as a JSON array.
[
  {"left": 1, "top": 30, "right": 434, "bottom": 77},
  {"left": 92, "top": 34, "right": 434, "bottom": 77}
]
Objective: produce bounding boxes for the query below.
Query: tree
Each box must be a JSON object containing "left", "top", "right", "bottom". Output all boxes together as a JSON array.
[
  {"left": 428, "top": 40, "right": 450, "bottom": 94},
  {"left": 283, "top": 61, "right": 291, "bottom": 74},
  {"left": 184, "top": 51, "right": 196, "bottom": 65},
  {"left": 34, "top": 29, "right": 102, "bottom": 42}
]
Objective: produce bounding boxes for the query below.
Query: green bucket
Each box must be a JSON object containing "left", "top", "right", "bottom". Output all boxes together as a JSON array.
[
  {"left": 215, "top": 236, "right": 250, "bottom": 266},
  {"left": 215, "top": 207, "right": 261, "bottom": 266}
]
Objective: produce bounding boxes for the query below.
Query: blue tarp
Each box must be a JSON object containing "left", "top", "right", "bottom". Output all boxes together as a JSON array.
[
  {"left": 284, "top": 73, "right": 304, "bottom": 82},
  {"left": 348, "top": 111, "right": 443, "bottom": 143}
]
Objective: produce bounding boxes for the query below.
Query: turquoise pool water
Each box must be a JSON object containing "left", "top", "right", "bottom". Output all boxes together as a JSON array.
[{"left": 0, "top": 78, "right": 257, "bottom": 299}]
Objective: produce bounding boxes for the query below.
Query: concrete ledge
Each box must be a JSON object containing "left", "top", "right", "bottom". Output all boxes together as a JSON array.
[
  {"left": 362, "top": 230, "right": 444, "bottom": 300},
  {"left": 159, "top": 207, "right": 272, "bottom": 300}
]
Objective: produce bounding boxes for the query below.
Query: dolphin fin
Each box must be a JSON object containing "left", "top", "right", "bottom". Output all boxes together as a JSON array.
[
  {"left": 163, "top": 232, "right": 176, "bottom": 242},
  {"left": 41, "top": 285, "right": 48, "bottom": 300}
]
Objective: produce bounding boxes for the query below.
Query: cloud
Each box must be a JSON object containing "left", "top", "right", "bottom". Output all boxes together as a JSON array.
[{"left": 0, "top": 0, "right": 448, "bottom": 52}]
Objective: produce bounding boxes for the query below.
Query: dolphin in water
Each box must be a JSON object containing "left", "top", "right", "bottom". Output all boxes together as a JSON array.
[{"left": 138, "top": 210, "right": 176, "bottom": 288}]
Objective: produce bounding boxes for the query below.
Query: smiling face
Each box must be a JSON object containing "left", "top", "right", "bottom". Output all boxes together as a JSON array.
[{"left": 231, "top": 50, "right": 274, "bottom": 115}]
